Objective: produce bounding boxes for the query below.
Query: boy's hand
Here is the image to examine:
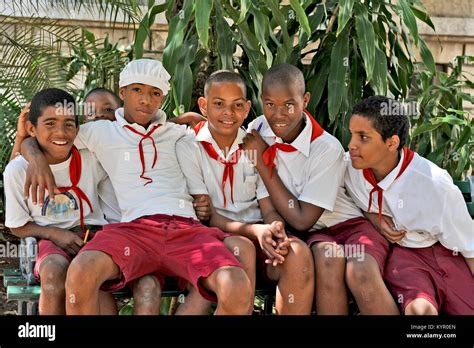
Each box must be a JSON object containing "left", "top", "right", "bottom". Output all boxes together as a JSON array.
[
  {"left": 253, "top": 224, "right": 285, "bottom": 266},
  {"left": 24, "top": 150, "right": 59, "bottom": 205},
  {"left": 16, "top": 102, "right": 30, "bottom": 139},
  {"left": 268, "top": 221, "right": 290, "bottom": 264},
  {"left": 365, "top": 213, "right": 406, "bottom": 243},
  {"left": 242, "top": 130, "right": 268, "bottom": 166},
  {"left": 48, "top": 228, "right": 84, "bottom": 255},
  {"left": 193, "top": 195, "right": 212, "bottom": 221}
]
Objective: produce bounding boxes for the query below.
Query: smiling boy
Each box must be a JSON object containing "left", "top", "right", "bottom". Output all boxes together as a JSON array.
[{"left": 3, "top": 88, "right": 117, "bottom": 314}]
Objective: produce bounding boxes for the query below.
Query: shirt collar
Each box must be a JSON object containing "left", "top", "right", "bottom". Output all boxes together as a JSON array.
[
  {"left": 115, "top": 107, "right": 166, "bottom": 133},
  {"left": 196, "top": 121, "right": 245, "bottom": 160},
  {"left": 258, "top": 113, "right": 312, "bottom": 157}
]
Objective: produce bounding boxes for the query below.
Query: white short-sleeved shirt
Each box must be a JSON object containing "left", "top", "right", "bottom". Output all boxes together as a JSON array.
[
  {"left": 176, "top": 122, "right": 268, "bottom": 223},
  {"left": 247, "top": 114, "right": 362, "bottom": 231},
  {"left": 74, "top": 108, "right": 197, "bottom": 222},
  {"left": 344, "top": 150, "right": 474, "bottom": 258},
  {"left": 4, "top": 150, "right": 109, "bottom": 229},
  {"left": 98, "top": 176, "right": 121, "bottom": 223}
]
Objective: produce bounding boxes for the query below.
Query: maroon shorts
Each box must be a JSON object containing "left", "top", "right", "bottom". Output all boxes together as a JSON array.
[
  {"left": 385, "top": 243, "right": 474, "bottom": 314},
  {"left": 79, "top": 214, "right": 242, "bottom": 302},
  {"left": 34, "top": 230, "right": 96, "bottom": 281},
  {"left": 305, "top": 217, "right": 390, "bottom": 273}
]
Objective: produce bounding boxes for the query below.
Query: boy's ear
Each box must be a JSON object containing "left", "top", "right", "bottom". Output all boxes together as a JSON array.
[
  {"left": 118, "top": 87, "right": 125, "bottom": 101},
  {"left": 197, "top": 97, "right": 208, "bottom": 116},
  {"left": 25, "top": 120, "right": 35, "bottom": 137},
  {"left": 243, "top": 100, "right": 252, "bottom": 120},
  {"left": 386, "top": 135, "right": 400, "bottom": 152},
  {"left": 303, "top": 92, "right": 311, "bottom": 109}
]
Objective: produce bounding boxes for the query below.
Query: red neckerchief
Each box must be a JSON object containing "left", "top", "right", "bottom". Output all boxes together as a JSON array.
[
  {"left": 57, "top": 146, "right": 93, "bottom": 234},
  {"left": 123, "top": 124, "right": 161, "bottom": 186},
  {"left": 262, "top": 110, "right": 324, "bottom": 177},
  {"left": 194, "top": 121, "right": 242, "bottom": 208},
  {"left": 363, "top": 147, "right": 415, "bottom": 226}
]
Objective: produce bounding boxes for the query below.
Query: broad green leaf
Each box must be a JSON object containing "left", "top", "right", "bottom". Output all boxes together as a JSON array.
[
  {"left": 194, "top": 0, "right": 213, "bottom": 49},
  {"left": 372, "top": 47, "right": 388, "bottom": 95},
  {"left": 411, "top": 122, "right": 442, "bottom": 138},
  {"left": 238, "top": 0, "right": 251, "bottom": 23},
  {"left": 455, "top": 126, "right": 472, "bottom": 150},
  {"left": 215, "top": 2, "right": 235, "bottom": 70},
  {"left": 133, "top": 13, "right": 149, "bottom": 59},
  {"left": 307, "top": 67, "right": 329, "bottom": 111},
  {"left": 419, "top": 39, "right": 436, "bottom": 75},
  {"left": 328, "top": 29, "right": 349, "bottom": 122},
  {"left": 354, "top": 3, "right": 375, "bottom": 82},
  {"left": 410, "top": 5, "right": 435, "bottom": 31},
  {"left": 398, "top": 0, "right": 419, "bottom": 46},
  {"left": 289, "top": 0, "right": 311, "bottom": 36},
  {"left": 251, "top": 7, "right": 273, "bottom": 68},
  {"left": 432, "top": 115, "right": 467, "bottom": 126},
  {"left": 337, "top": 0, "right": 355, "bottom": 36}
]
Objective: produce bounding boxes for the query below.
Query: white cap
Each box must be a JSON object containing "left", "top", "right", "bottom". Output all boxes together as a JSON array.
[{"left": 119, "top": 59, "right": 171, "bottom": 95}]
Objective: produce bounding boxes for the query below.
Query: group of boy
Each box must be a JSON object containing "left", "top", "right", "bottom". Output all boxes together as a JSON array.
[{"left": 3, "top": 58, "right": 473, "bottom": 316}]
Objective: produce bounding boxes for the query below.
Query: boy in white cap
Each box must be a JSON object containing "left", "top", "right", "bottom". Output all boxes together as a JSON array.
[{"left": 21, "top": 58, "right": 253, "bottom": 315}]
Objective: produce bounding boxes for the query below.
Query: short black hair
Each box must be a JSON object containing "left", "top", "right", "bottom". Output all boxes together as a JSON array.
[
  {"left": 204, "top": 70, "right": 247, "bottom": 98},
  {"left": 262, "top": 63, "right": 305, "bottom": 95},
  {"left": 29, "top": 88, "right": 78, "bottom": 126},
  {"left": 84, "top": 87, "right": 121, "bottom": 106},
  {"left": 352, "top": 96, "right": 410, "bottom": 150}
]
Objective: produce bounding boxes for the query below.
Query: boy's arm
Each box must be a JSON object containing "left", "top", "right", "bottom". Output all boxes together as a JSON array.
[
  {"left": 169, "top": 112, "right": 206, "bottom": 127},
  {"left": 242, "top": 131, "right": 324, "bottom": 231},
  {"left": 10, "top": 103, "right": 30, "bottom": 161},
  {"left": 20, "top": 137, "right": 58, "bottom": 205},
  {"left": 11, "top": 222, "right": 84, "bottom": 255}
]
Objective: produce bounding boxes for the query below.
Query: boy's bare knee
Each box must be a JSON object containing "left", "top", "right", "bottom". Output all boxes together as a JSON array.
[
  {"left": 345, "top": 256, "right": 380, "bottom": 289},
  {"left": 215, "top": 266, "right": 252, "bottom": 309},
  {"left": 133, "top": 275, "right": 161, "bottom": 301},
  {"left": 224, "top": 236, "right": 256, "bottom": 260},
  {"left": 281, "top": 240, "right": 313, "bottom": 282},
  {"left": 405, "top": 299, "right": 438, "bottom": 315},
  {"left": 312, "top": 242, "right": 345, "bottom": 271}
]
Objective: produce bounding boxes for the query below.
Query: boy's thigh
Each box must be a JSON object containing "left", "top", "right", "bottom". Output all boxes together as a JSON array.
[
  {"left": 161, "top": 223, "right": 242, "bottom": 302},
  {"left": 384, "top": 245, "right": 441, "bottom": 313},
  {"left": 78, "top": 226, "right": 164, "bottom": 292},
  {"left": 434, "top": 245, "right": 474, "bottom": 314}
]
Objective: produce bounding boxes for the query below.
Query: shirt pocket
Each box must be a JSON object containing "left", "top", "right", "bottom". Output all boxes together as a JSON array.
[{"left": 235, "top": 174, "right": 258, "bottom": 202}]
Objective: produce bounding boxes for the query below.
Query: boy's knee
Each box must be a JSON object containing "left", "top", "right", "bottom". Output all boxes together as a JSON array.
[
  {"left": 282, "top": 240, "right": 313, "bottom": 281},
  {"left": 66, "top": 252, "right": 100, "bottom": 290},
  {"left": 345, "top": 256, "right": 380, "bottom": 289},
  {"left": 225, "top": 236, "right": 256, "bottom": 260},
  {"left": 215, "top": 266, "right": 252, "bottom": 303},
  {"left": 133, "top": 275, "right": 162, "bottom": 300},
  {"left": 39, "top": 257, "right": 69, "bottom": 294},
  {"left": 312, "top": 243, "right": 345, "bottom": 271},
  {"left": 405, "top": 299, "right": 438, "bottom": 315}
]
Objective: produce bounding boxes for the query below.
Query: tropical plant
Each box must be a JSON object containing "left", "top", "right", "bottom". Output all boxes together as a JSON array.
[
  {"left": 409, "top": 56, "right": 473, "bottom": 180},
  {"left": 0, "top": 1, "right": 138, "bottom": 172},
  {"left": 134, "top": 0, "right": 437, "bottom": 144}
]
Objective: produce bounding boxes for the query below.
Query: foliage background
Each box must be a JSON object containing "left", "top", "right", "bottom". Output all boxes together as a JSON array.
[{"left": 0, "top": 0, "right": 472, "bottom": 179}]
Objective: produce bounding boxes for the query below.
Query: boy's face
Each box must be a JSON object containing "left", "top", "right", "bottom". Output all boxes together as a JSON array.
[
  {"left": 261, "top": 84, "right": 310, "bottom": 143},
  {"left": 119, "top": 83, "right": 165, "bottom": 126},
  {"left": 198, "top": 81, "right": 250, "bottom": 138},
  {"left": 27, "top": 105, "right": 78, "bottom": 165},
  {"left": 348, "top": 114, "right": 399, "bottom": 170},
  {"left": 84, "top": 92, "right": 119, "bottom": 122}
]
